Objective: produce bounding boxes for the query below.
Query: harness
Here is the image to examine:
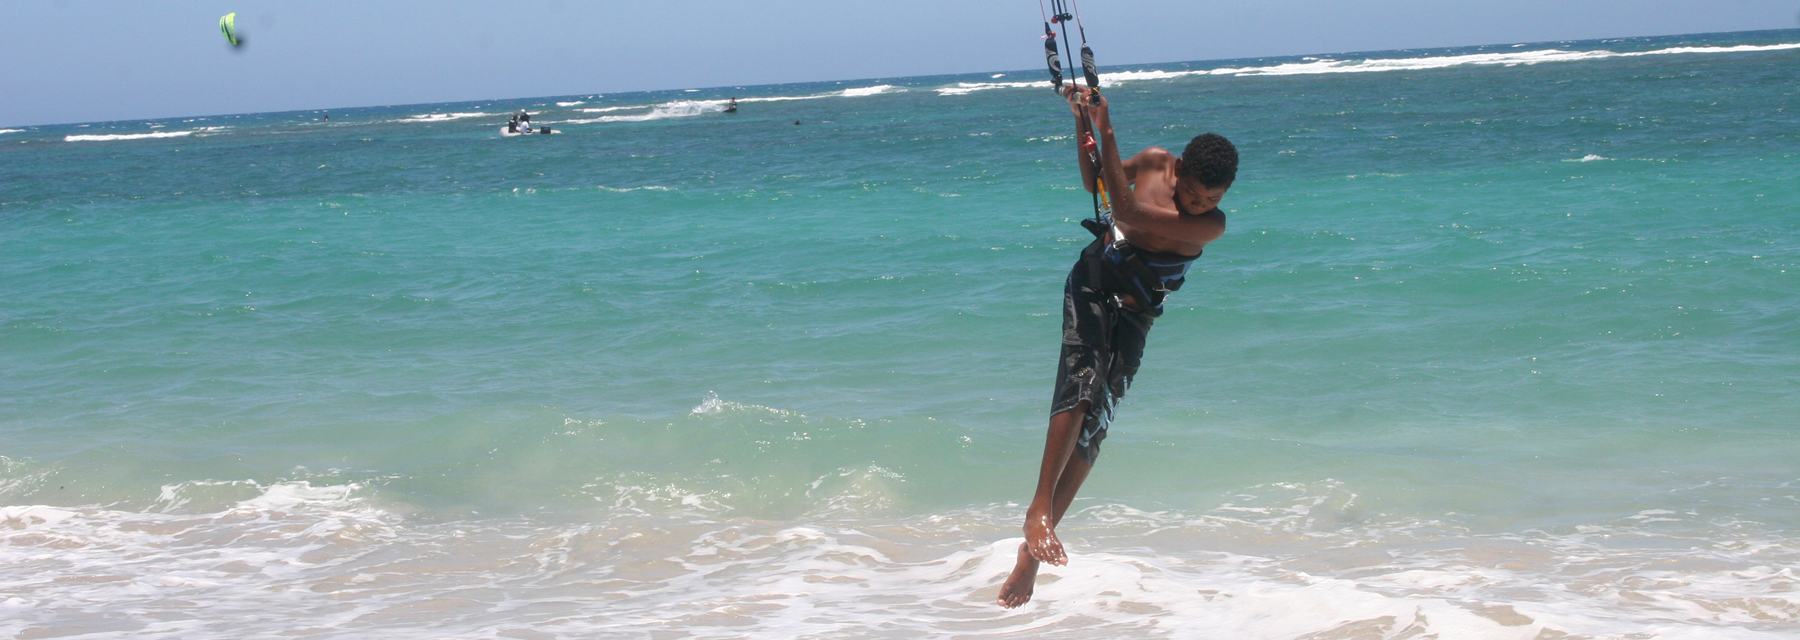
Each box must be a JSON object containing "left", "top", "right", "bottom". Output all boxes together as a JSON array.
[{"left": 1079, "top": 216, "right": 1200, "bottom": 317}]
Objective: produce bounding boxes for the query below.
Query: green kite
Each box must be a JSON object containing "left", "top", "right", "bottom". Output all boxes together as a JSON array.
[{"left": 220, "top": 12, "right": 240, "bottom": 47}]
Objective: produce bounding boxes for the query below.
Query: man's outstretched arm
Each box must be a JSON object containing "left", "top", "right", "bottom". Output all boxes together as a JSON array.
[
  {"left": 1086, "top": 91, "right": 1145, "bottom": 224},
  {"left": 1063, "top": 86, "right": 1101, "bottom": 194}
]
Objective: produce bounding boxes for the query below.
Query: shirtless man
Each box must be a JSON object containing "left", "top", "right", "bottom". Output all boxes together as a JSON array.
[{"left": 997, "top": 85, "right": 1238, "bottom": 608}]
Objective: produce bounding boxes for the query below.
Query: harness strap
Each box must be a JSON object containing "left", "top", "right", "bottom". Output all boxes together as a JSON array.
[{"left": 1078, "top": 216, "right": 1199, "bottom": 317}]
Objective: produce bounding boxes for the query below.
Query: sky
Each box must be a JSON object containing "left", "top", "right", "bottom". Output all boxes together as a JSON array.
[{"left": 2, "top": 0, "right": 1797, "bottom": 127}]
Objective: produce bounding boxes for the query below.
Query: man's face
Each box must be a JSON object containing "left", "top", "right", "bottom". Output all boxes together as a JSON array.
[{"left": 1175, "top": 178, "right": 1229, "bottom": 216}]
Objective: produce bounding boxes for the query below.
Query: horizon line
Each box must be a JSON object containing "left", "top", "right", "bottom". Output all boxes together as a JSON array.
[{"left": 6, "top": 26, "right": 1796, "bottom": 129}]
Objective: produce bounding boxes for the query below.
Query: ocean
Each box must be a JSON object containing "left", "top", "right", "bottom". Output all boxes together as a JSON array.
[{"left": 2, "top": 29, "right": 1797, "bottom": 639}]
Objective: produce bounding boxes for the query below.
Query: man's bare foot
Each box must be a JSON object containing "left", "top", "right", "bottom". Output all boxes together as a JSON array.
[
  {"left": 996, "top": 542, "right": 1040, "bottom": 608},
  {"left": 1023, "top": 507, "right": 1067, "bottom": 566}
]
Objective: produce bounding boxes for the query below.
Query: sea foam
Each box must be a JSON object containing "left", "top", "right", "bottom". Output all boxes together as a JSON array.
[
  {"left": 733, "top": 84, "right": 905, "bottom": 104},
  {"left": 398, "top": 111, "right": 491, "bottom": 123},
  {"left": 559, "top": 100, "right": 724, "bottom": 124},
  {"left": 64, "top": 130, "right": 196, "bottom": 142},
  {"left": 935, "top": 41, "right": 1800, "bottom": 96}
]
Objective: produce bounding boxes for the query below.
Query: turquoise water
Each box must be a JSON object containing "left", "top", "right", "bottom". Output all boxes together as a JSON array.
[{"left": 3, "top": 30, "right": 1798, "bottom": 638}]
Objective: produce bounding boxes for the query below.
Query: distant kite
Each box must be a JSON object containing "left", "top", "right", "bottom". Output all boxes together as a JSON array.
[{"left": 219, "top": 12, "right": 241, "bottom": 47}]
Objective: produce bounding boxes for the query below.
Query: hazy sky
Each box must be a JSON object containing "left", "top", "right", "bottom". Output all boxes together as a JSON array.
[{"left": 2, "top": 0, "right": 1796, "bottom": 126}]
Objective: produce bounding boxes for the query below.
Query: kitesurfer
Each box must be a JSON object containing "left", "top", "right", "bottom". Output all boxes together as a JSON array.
[
  {"left": 995, "top": 0, "right": 1241, "bottom": 610},
  {"left": 996, "top": 84, "right": 1238, "bottom": 610}
]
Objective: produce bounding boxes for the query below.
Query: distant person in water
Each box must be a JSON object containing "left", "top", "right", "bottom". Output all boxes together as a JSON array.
[{"left": 995, "top": 85, "right": 1238, "bottom": 609}]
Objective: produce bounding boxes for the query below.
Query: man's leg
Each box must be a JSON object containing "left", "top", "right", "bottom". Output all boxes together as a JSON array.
[
  {"left": 997, "top": 402, "right": 1097, "bottom": 608},
  {"left": 1045, "top": 420, "right": 1095, "bottom": 527},
  {"left": 1025, "top": 404, "right": 1085, "bottom": 565},
  {"left": 999, "top": 254, "right": 1117, "bottom": 608}
]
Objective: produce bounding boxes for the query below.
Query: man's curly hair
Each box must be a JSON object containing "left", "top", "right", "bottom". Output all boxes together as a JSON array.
[{"left": 1179, "top": 133, "right": 1238, "bottom": 188}]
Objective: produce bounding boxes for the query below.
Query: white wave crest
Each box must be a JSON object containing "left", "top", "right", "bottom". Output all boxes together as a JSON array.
[
  {"left": 0, "top": 129, "right": 22, "bottom": 135},
  {"left": 555, "top": 100, "right": 585, "bottom": 107},
  {"left": 939, "top": 41, "right": 1800, "bottom": 97},
  {"left": 1100, "top": 69, "right": 1198, "bottom": 83},
  {"left": 840, "top": 84, "right": 901, "bottom": 98},
  {"left": 602, "top": 477, "right": 733, "bottom": 515},
  {"left": 689, "top": 391, "right": 801, "bottom": 418},
  {"left": 735, "top": 84, "right": 906, "bottom": 104},
  {"left": 234, "top": 481, "right": 359, "bottom": 511},
  {"left": 0, "top": 457, "right": 49, "bottom": 499},
  {"left": 1212, "top": 49, "right": 1609, "bottom": 76},
  {"left": 0, "top": 505, "right": 76, "bottom": 526},
  {"left": 936, "top": 80, "right": 1042, "bottom": 96},
  {"left": 577, "top": 105, "right": 645, "bottom": 114},
  {"left": 148, "top": 479, "right": 364, "bottom": 514},
  {"left": 596, "top": 185, "right": 675, "bottom": 193},
  {"left": 1214, "top": 42, "right": 1800, "bottom": 77},
  {"left": 399, "top": 111, "right": 491, "bottom": 123},
  {"left": 560, "top": 100, "right": 722, "bottom": 124},
  {"left": 64, "top": 130, "right": 197, "bottom": 142},
  {"left": 1637, "top": 43, "right": 1800, "bottom": 56}
]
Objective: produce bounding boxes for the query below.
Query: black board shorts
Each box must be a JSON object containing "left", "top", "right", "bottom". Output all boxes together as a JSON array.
[{"left": 1051, "top": 238, "right": 1155, "bottom": 464}]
